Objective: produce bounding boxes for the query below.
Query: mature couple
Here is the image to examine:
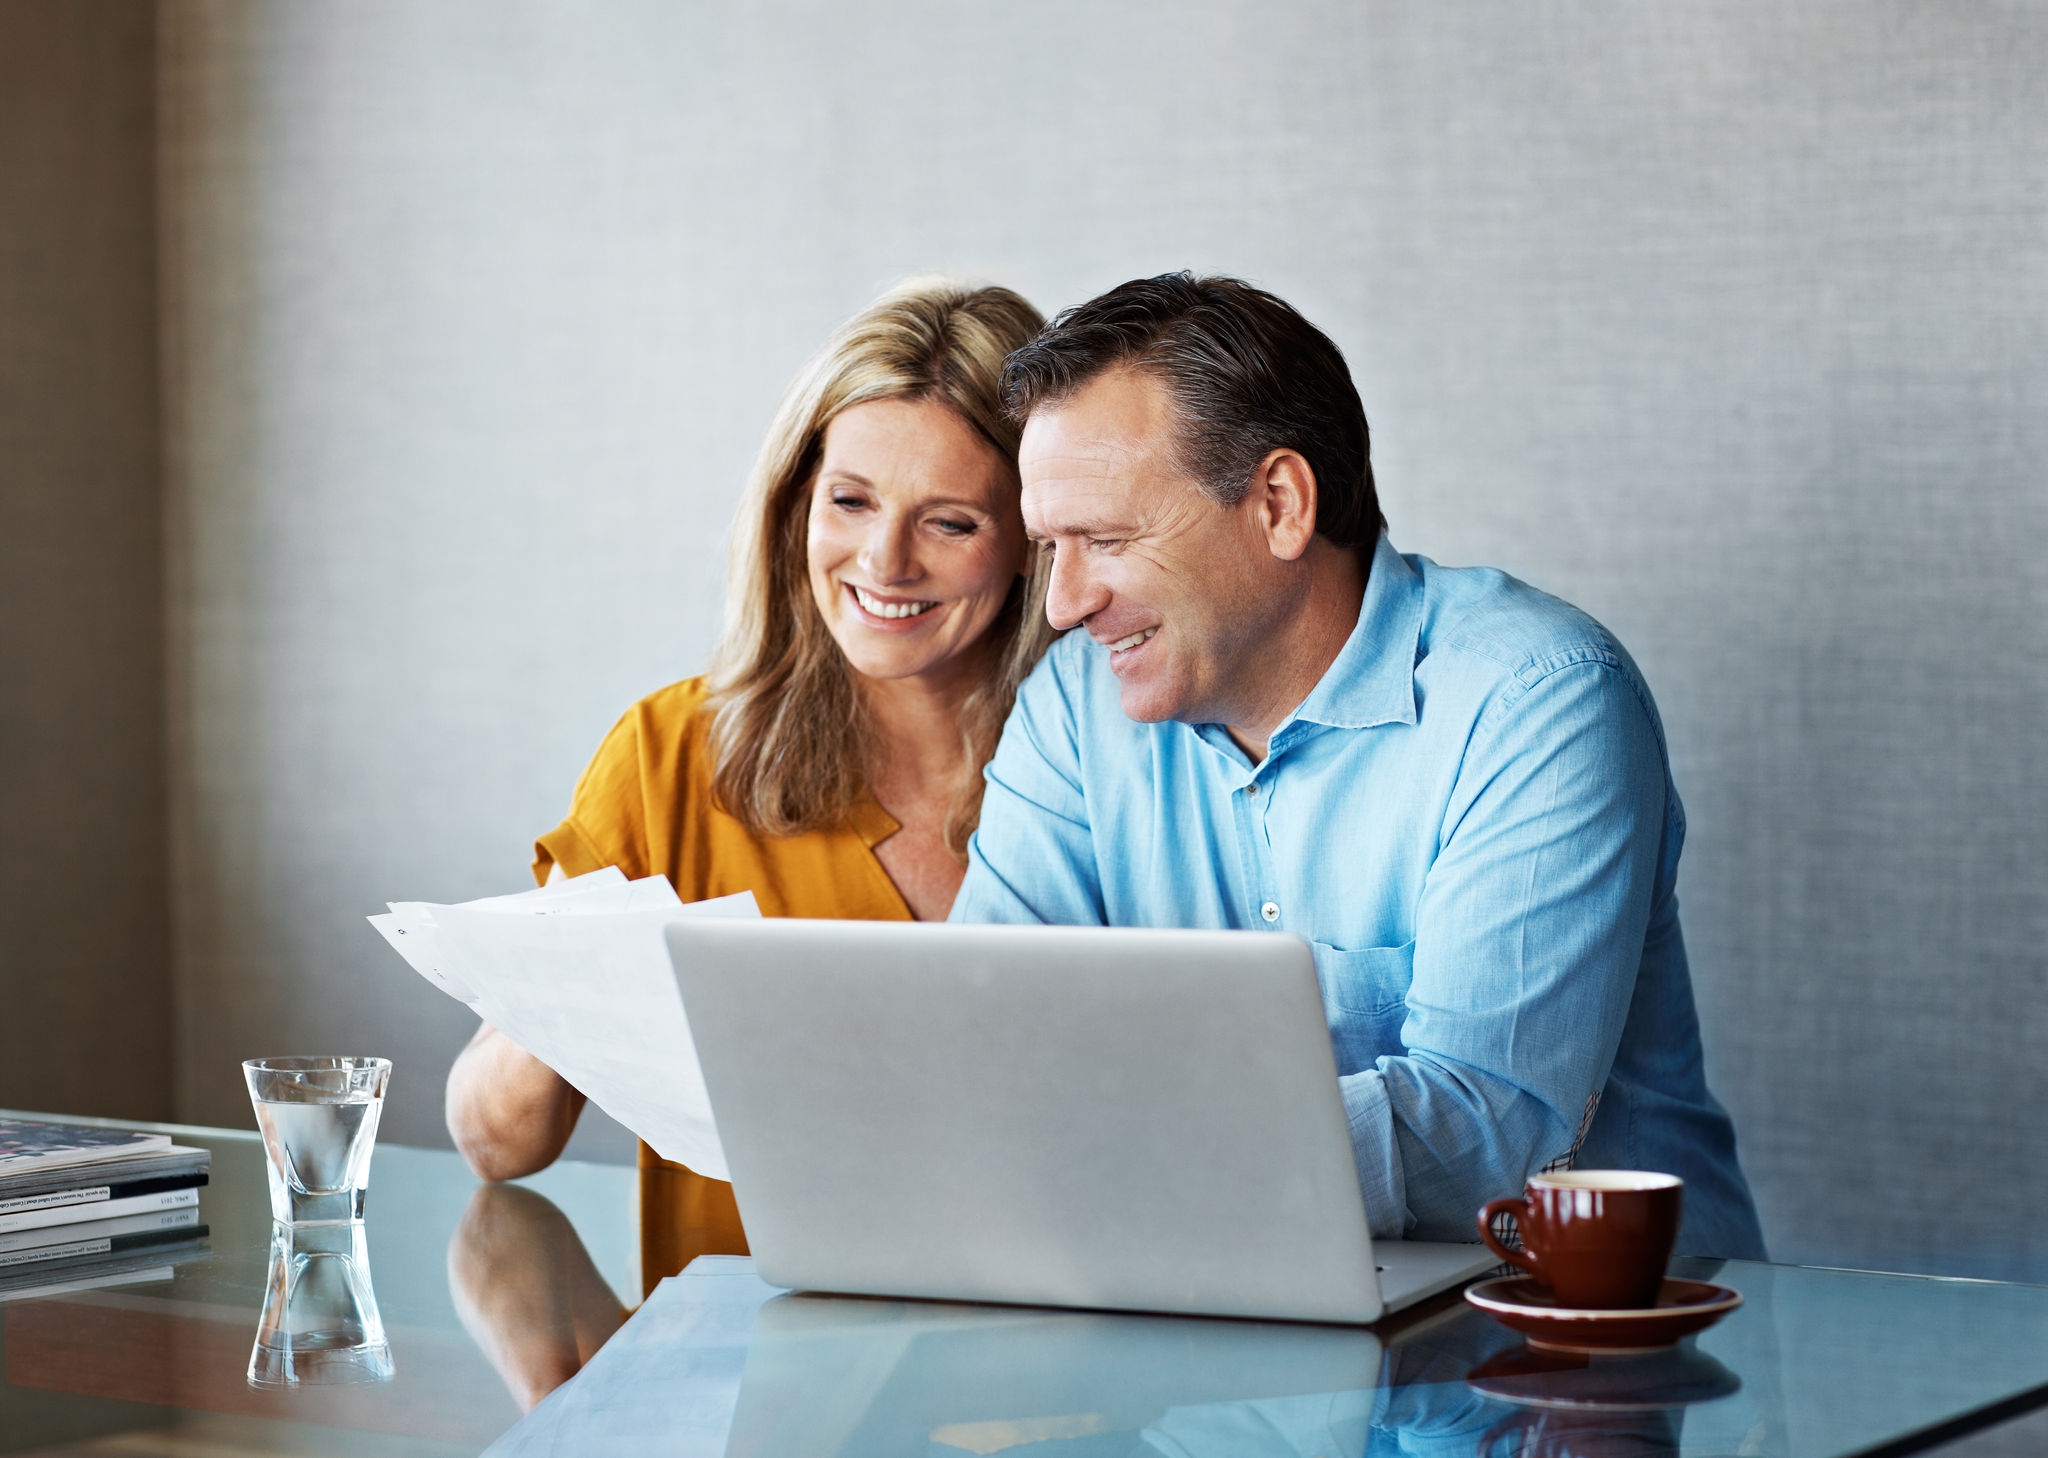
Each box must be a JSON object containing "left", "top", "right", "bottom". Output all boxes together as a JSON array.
[{"left": 446, "top": 273, "right": 1768, "bottom": 1284}]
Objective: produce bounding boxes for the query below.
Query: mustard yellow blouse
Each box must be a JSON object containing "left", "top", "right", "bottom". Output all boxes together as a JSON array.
[{"left": 533, "top": 676, "right": 911, "bottom": 1293}]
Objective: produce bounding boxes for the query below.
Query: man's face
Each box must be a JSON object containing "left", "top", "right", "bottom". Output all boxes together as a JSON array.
[{"left": 1020, "top": 368, "right": 1295, "bottom": 726}]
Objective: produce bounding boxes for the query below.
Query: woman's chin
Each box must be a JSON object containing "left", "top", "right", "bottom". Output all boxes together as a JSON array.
[
  {"left": 835, "top": 634, "right": 991, "bottom": 689},
  {"left": 842, "top": 649, "right": 956, "bottom": 685}
]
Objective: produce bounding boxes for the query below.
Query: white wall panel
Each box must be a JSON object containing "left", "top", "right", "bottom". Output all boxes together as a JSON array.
[{"left": 160, "top": 1, "right": 2048, "bottom": 1270}]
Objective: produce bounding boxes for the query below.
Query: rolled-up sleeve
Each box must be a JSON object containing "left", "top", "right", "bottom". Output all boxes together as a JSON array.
[{"left": 1339, "top": 655, "right": 1668, "bottom": 1240}]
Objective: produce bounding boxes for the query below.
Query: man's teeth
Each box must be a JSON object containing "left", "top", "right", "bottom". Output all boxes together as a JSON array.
[
  {"left": 1109, "top": 627, "right": 1159, "bottom": 653},
  {"left": 852, "top": 585, "right": 937, "bottom": 620}
]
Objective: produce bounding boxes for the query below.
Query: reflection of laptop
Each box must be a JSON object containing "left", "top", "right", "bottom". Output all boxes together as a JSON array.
[
  {"left": 665, "top": 919, "right": 1495, "bottom": 1324},
  {"left": 725, "top": 1288, "right": 1390, "bottom": 1457}
]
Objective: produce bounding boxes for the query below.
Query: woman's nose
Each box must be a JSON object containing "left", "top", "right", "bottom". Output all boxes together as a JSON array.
[{"left": 859, "top": 514, "right": 918, "bottom": 585}]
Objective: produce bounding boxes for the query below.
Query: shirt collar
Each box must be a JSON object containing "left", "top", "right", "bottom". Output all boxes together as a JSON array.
[{"left": 1286, "top": 533, "right": 1422, "bottom": 732}]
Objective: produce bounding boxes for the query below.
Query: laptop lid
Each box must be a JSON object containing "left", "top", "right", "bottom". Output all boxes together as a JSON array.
[{"left": 666, "top": 918, "right": 1389, "bottom": 1323}]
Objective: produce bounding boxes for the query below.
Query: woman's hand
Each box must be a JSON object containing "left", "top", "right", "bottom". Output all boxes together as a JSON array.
[{"left": 445, "top": 1020, "right": 587, "bottom": 1181}]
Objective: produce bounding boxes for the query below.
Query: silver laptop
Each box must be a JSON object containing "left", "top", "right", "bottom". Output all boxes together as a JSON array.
[{"left": 664, "top": 919, "right": 1495, "bottom": 1324}]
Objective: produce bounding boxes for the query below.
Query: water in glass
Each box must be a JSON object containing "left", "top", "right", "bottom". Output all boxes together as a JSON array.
[{"left": 243, "top": 1056, "right": 391, "bottom": 1225}]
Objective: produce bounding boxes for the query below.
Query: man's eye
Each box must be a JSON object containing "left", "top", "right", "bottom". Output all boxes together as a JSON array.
[
  {"left": 1087, "top": 537, "right": 1123, "bottom": 553},
  {"left": 933, "top": 518, "right": 976, "bottom": 537}
]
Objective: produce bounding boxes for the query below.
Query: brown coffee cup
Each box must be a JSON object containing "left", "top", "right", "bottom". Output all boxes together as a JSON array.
[{"left": 1477, "top": 1170, "right": 1683, "bottom": 1310}]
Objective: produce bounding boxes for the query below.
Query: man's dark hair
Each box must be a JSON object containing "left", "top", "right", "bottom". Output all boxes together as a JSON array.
[{"left": 1001, "top": 273, "right": 1383, "bottom": 549}]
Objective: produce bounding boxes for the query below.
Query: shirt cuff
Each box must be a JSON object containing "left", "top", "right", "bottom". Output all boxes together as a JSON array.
[{"left": 1339, "top": 1069, "right": 1411, "bottom": 1238}]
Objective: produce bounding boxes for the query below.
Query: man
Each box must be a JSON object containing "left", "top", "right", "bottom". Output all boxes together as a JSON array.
[{"left": 952, "top": 273, "right": 1766, "bottom": 1259}]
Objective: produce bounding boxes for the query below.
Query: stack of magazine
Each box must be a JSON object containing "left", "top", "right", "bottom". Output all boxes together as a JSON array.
[{"left": 0, "top": 1119, "right": 211, "bottom": 1300}]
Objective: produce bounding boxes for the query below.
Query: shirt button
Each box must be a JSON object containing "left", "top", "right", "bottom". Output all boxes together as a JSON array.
[
  {"left": 1261, "top": 901, "right": 1280, "bottom": 923},
  {"left": 1246, "top": 782, "right": 1259, "bottom": 797}
]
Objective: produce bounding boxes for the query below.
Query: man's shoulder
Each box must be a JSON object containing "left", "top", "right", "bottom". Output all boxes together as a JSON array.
[
  {"left": 1013, "top": 629, "right": 1161, "bottom": 752},
  {"left": 1410, "top": 555, "right": 1638, "bottom": 690},
  {"left": 1033, "top": 627, "right": 1121, "bottom": 707}
]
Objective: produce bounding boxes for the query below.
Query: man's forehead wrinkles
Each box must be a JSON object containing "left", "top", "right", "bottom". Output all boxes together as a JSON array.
[{"left": 1022, "top": 440, "right": 1132, "bottom": 481}]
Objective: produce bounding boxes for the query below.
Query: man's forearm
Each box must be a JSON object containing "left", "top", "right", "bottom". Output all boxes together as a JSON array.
[{"left": 1341, "top": 1055, "right": 1583, "bottom": 1242}]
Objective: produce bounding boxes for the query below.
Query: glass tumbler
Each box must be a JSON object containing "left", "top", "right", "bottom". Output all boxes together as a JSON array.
[{"left": 243, "top": 1055, "right": 391, "bottom": 1226}]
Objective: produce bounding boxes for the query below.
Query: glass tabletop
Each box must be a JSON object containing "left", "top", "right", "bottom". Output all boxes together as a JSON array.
[
  {"left": 496, "top": 1258, "right": 2048, "bottom": 1458},
  {"left": 5, "top": 1111, "right": 2047, "bottom": 1458},
  {"left": 0, "top": 1111, "right": 637, "bottom": 1456}
]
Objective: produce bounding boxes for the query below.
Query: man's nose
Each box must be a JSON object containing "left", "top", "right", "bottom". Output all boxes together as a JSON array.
[
  {"left": 1043, "top": 546, "right": 1109, "bottom": 631},
  {"left": 860, "top": 514, "right": 918, "bottom": 585}
]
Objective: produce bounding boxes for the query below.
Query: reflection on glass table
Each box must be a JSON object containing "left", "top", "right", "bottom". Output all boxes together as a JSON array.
[
  {"left": 10, "top": 1110, "right": 2048, "bottom": 1458},
  {"left": 0, "top": 1109, "right": 636, "bottom": 1456},
  {"left": 247, "top": 1221, "right": 394, "bottom": 1389},
  {"left": 447, "top": 1182, "right": 628, "bottom": 1411},
  {"left": 496, "top": 1255, "right": 2048, "bottom": 1458}
]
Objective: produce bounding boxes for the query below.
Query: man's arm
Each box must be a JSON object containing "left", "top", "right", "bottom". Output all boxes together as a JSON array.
[{"left": 1342, "top": 656, "right": 1668, "bottom": 1240}]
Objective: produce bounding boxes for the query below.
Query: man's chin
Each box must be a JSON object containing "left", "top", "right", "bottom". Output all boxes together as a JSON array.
[{"left": 1114, "top": 679, "right": 1182, "bottom": 724}]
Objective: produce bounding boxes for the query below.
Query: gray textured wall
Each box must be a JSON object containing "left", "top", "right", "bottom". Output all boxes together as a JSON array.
[
  {"left": 0, "top": 0, "right": 172, "bottom": 1119},
  {"left": 157, "top": 1, "right": 2048, "bottom": 1277}
]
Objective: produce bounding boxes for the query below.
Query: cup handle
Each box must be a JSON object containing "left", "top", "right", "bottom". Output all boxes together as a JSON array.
[{"left": 1478, "top": 1197, "right": 1541, "bottom": 1278}]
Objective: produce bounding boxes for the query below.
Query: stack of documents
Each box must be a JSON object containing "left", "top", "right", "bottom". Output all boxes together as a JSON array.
[
  {"left": 369, "top": 867, "right": 758, "bottom": 1179},
  {"left": 0, "top": 1120, "right": 211, "bottom": 1300}
]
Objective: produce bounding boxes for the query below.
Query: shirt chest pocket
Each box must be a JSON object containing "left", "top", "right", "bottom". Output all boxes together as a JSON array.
[{"left": 1308, "top": 939, "right": 1415, "bottom": 1078}]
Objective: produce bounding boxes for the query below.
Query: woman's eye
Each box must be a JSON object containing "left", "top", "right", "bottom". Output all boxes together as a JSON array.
[
  {"left": 831, "top": 493, "right": 867, "bottom": 510},
  {"left": 933, "top": 518, "right": 977, "bottom": 537}
]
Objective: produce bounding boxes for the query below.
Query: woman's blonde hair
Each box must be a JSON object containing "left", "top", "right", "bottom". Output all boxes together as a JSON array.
[{"left": 704, "top": 278, "right": 1055, "bottom": 861}]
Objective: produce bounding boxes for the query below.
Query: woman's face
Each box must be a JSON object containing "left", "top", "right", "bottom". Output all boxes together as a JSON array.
[{"left": 807, "top": 397, "right": 1027, "bottom": 690}]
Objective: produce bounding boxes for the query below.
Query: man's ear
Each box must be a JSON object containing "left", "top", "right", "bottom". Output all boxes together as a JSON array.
[{"left": 1250, "top": 449, "right": 1319, "bottom": 562}]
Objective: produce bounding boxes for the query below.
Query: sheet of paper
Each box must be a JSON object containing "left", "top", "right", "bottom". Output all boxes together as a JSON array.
[
  {"left": 466, "top": 866, "right": 626, "bottom": 909},
  {"left": 372, "top": 868, "right": 658, "bottom": 1004},
  {"left": 419, "top": 890, "right": 758, "bottom": 1179},
  {"left": 368, "top": 910, "right": 477, "bottom": 1004}
]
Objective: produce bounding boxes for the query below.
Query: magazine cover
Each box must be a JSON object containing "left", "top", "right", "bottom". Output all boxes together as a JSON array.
[{"left": 0, "top": 1121, "right": 171, "bottom": 1176}]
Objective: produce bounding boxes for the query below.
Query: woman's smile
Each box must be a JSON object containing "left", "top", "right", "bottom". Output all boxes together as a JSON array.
[{"left": 848, "top": 583, "right": 940, "bottom": 622}]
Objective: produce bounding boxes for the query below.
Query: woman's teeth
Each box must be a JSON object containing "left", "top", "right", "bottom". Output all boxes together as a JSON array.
[
  {"left": 852, "top": 585, "right": 937, "bottom": 620},
  {"left": 1109, "top": 627, "right": 1158, "bottom": 653}
]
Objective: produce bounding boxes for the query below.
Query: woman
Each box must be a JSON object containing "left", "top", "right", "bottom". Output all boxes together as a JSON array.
[{"left": 445, "top": 279, "right": 1054, "bottom": 1289}]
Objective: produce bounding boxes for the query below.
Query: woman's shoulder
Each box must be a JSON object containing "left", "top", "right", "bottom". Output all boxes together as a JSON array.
[
  {"left": 622, "top": 674, "right": 718, "bottom": 739},
  {"left": 539, "top": 675, "right": 718, "bottom": 885},
  {"left": 573, "top": 675, "right": 720, "bottom": 799}
]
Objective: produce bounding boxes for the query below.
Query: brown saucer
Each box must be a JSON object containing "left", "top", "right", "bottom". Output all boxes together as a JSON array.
[{"left": 1464, "top": 1276, "right": 1741, "bottom": 1353}]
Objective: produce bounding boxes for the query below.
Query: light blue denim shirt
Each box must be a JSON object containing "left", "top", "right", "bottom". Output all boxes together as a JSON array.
[{"left": 953, "top": 534, "right": 1767, "bottom": 1259}]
